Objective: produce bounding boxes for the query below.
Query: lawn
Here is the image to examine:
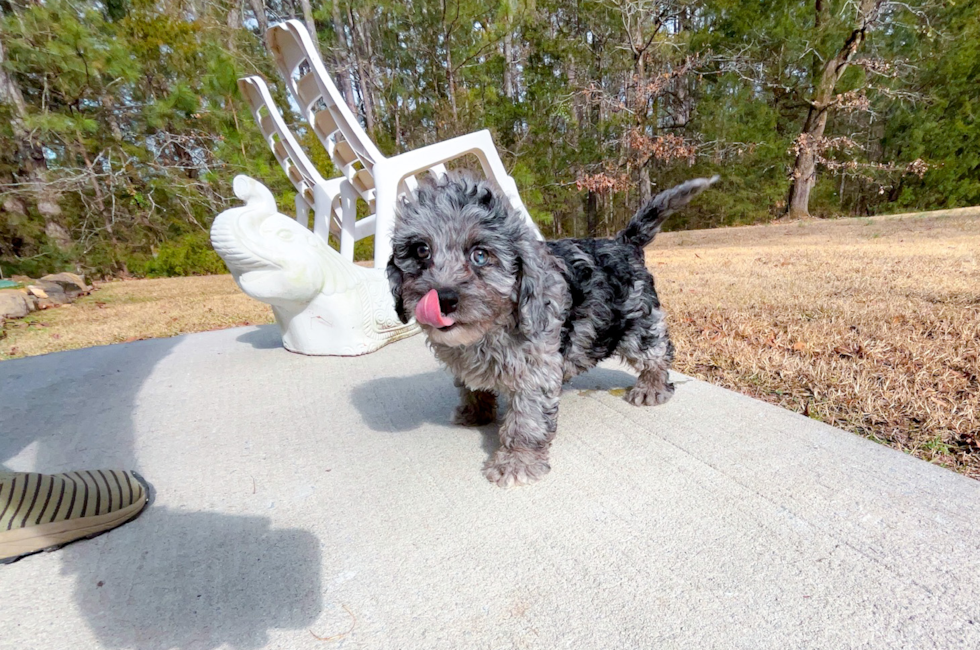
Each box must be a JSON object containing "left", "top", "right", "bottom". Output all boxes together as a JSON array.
[
  {"left": 0, "top": 275, "right": 274, "bottom": 359},
  {"left": 652, "top": 207, "right": 979, "bottom": 479},
  {"left": 1, "top": 208, "right": 977, "bottom": 478}
]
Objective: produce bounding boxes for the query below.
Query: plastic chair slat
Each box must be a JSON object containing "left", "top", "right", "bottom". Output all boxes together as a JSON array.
[
  {"left": 354, "top": 168, "right": 375, "bottom": 191},
  {"left": 260, "top": 114, "right": 276, "bottom": 138},
  {"left": 314, "top": 110, "right": 338, "bottom": 139},
  {"left": 296, "top": 73, "right": 321, "bottom": 111},
  {"left": 334, "top": 141, "right": 358, "bottom": 166}
]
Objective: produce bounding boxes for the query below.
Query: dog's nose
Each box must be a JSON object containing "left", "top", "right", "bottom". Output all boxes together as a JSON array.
[{"left": 437, "top": 288, "right": 459, "bottom": 314}]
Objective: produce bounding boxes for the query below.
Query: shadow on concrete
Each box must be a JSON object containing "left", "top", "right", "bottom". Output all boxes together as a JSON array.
[
  {"left": 349, "top": 364, "right": 641, "bottom": 456},
  {"left": 350, "top": 369, "right": 457, "bottom": 433},
  {"left": 565, "top": 366, "right": 638, "bottom": 392},
  {"left": 0, "top": 334, "right": 322, "bottom": 649},
  {"left": 61, "top": 508, "right": 320, "bottom": 650},
  {"left": 235, "top": 324, "right": 282, "bottom": 350},
  {"left": 0, "top": 337, "right": 177, "bottom": 471}
]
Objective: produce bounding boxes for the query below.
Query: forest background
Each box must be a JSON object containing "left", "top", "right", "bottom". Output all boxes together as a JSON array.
[{"left": 0, "top": 0, "right": 976, "bottom": 277}]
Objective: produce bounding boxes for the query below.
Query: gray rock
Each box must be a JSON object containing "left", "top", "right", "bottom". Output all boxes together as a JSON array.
[
  {"left": 39, "top": 272, "right": 90, "bottom": 297},
  {"left": 43, "top": 220, "right": 71, "bottom": 249},
  {"left": 0, "top": 290, "right": 36, "bottom": 319},
  {"left": 28, "top": 281, "right": 70, "bottom": 307},
  {"left": 39, "top": 202, "right": 63, "bottom": 218},
  {"left": 2, "top": 196, "right": 25, "bottom": 215}
]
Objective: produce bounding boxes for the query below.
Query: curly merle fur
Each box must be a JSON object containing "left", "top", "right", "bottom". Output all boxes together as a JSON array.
[{"left": 387, "top": 172, "right": 717, "bottom": 487}]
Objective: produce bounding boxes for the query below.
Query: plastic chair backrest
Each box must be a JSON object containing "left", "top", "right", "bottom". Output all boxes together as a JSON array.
[
  {"left": 266, "top": 21, "right": 383, "bottom": 198},
  {"left": 238, "top": 75, "right": 326, "bottom": 211}
]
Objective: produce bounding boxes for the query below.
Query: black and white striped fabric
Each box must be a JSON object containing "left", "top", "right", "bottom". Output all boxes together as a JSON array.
[{"left": 0, "top": 470, "right": 147, "bottom": 563}]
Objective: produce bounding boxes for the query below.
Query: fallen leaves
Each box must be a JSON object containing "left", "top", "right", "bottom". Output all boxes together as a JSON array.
[{"left": 651, "top": 209, "right": 980, "bottom": 479}]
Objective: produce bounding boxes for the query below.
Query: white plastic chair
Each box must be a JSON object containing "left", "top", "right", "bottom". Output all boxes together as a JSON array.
[
  {"left": 238, "top": 75, "right": 374, "bottom": 261},
  {"left": 266, "top": 19, "right": 541, "bottom": 268}
]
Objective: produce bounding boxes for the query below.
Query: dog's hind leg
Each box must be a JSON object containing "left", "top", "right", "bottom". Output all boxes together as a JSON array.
[
  {"left": 621, "top": 339, "right": 676, "bottom": 407},
  {"left": 453, "top": 380, "right": 497, "bottom": 426},
  {"left": 562, "top": 357, "right": 595, "bottom": 383}
]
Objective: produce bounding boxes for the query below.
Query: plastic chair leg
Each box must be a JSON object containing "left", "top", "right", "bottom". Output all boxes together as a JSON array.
[
  {"left": 295, "top": 194, "right": 312, "bottom": 230},
  {"left": 312, "top": 181, "right": 343, "bottom": 244},
  {"left": 339, "top": 181, "right": 358, "bottom": 261},
  {"left": 372, "top": 177, "right": 398, "bottom": 269}
]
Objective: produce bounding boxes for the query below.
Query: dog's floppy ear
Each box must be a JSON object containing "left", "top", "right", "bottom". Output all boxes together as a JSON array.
[
  {"left": 515, "top": 238, "right": 555, "bottom": 337},
  {"left": 386, "top": 255, "right": 409, "bottom": 324}
]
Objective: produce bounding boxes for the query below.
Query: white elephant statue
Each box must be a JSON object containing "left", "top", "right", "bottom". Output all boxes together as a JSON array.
[{"left": 210, "top": 175, "right": 418, "bottom": 356}]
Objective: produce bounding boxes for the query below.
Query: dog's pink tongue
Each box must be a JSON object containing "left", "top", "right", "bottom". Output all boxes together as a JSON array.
[{"left": 415, "top": 289, "right": 455, "bottom": 328}]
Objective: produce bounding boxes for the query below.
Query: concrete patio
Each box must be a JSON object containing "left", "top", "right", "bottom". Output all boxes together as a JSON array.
[{"left": 1, "top": 325, "right": 978, "bottom": 649}]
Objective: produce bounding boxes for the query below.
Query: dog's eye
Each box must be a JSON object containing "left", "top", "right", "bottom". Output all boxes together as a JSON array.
[
  {"left": 415, "top": 243, "right": 431, "bottom": 260},
  {"left": 470, "top": 247, "right": 490, "bottom": 267}
]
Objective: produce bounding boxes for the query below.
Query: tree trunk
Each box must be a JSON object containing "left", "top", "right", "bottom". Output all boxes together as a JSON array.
[
  {"left": 586, "top": 189, "right": 598, "bottom": 236},
  {"left": 298, "top": 0, "right": 320, "bottom": 55},
  {"left": 441, "top": 0, "right": 458, "bottom": 123},
  {"left": 0, "top": 37, "right": 62, "bottom": 221},
  {"left": 100, "top": 95, "right": 124, "bottom": 142},
  {"left": 74, "top": 129, "right": 110, "bottom": 236},
  {"left": 360, "top": 12, "right": 383, "bottom": 137},
  {"left": 787, "top": 139, "right": 818, "bottom": 218},
  {"left": 346, "top": 7, "right": 376, "bottom": 137},
  {"left": 675, "top": 6, "right": 693, "bottom": 127},
  {"left": 567, "top": 58, "right": 582, "bottom": 130},
  {"left": 0, "top": 42, "right": 43, "bottom": 184},
  {"left": 566, "top": 49, "right": 582, "bottom": 237},
  {"left": 446, "top": 48, "right": 458, "bottom": 123},
  {"left": 639, "top": 165, "right": 652, "bottom": 205},
  {"left": 786, "top": 0, "right": 880, "bottom": 218},
  {"left": 226, "top": 0, "right": 241, "bottom": 49},
  {"left": 247, "top": 0, "right": 268, "bottom": 39},
  {"left": 332, "top": 0, "right": 358, "bottom": 114},
  {"left": 394, "top": 103, "right": 401, "bottom": 149},
  {"left": 503, "top": 31, "right": 516, "bottom": 100}
]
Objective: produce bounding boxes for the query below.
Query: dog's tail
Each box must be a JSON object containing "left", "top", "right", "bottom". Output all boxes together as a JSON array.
[{"left": 616, "top": 176, "right": 719, "bottom": 248}]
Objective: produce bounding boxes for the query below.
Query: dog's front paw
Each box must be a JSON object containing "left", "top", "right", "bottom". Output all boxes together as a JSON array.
[
  {"left": 483, "top": 448, "right": 551, "bottom": 488},
  {"left": 625, "top": 381, "right": 675, "bottom": 406},
  {"left": 453, "top": 402, "right": 496, "bottom": 426}
]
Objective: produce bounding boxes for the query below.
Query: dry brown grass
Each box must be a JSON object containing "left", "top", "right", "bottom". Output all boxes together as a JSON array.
[
  {"left": 0, "top": 275, "right": 273, "bottom": 360},
  {"left": 1, "top": 208, "right": 977, "bottom": 478},
  {"left": 650, "top": 208, "right": 980, "bottom": 478}
]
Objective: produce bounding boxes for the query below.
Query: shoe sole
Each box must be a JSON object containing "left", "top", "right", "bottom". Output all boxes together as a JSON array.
[{"left": 0, "top": 477, "right": 148, "bottom": 564}]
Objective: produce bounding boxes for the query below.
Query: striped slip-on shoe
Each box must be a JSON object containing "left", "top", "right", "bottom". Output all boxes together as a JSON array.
[{"left": 0, "top": 470, "right": 149, "bottom": 564}]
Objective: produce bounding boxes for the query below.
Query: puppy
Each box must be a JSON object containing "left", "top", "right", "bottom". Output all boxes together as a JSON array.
[{"left": 387, "top": 173, "right": 717, "bottom": 487}]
